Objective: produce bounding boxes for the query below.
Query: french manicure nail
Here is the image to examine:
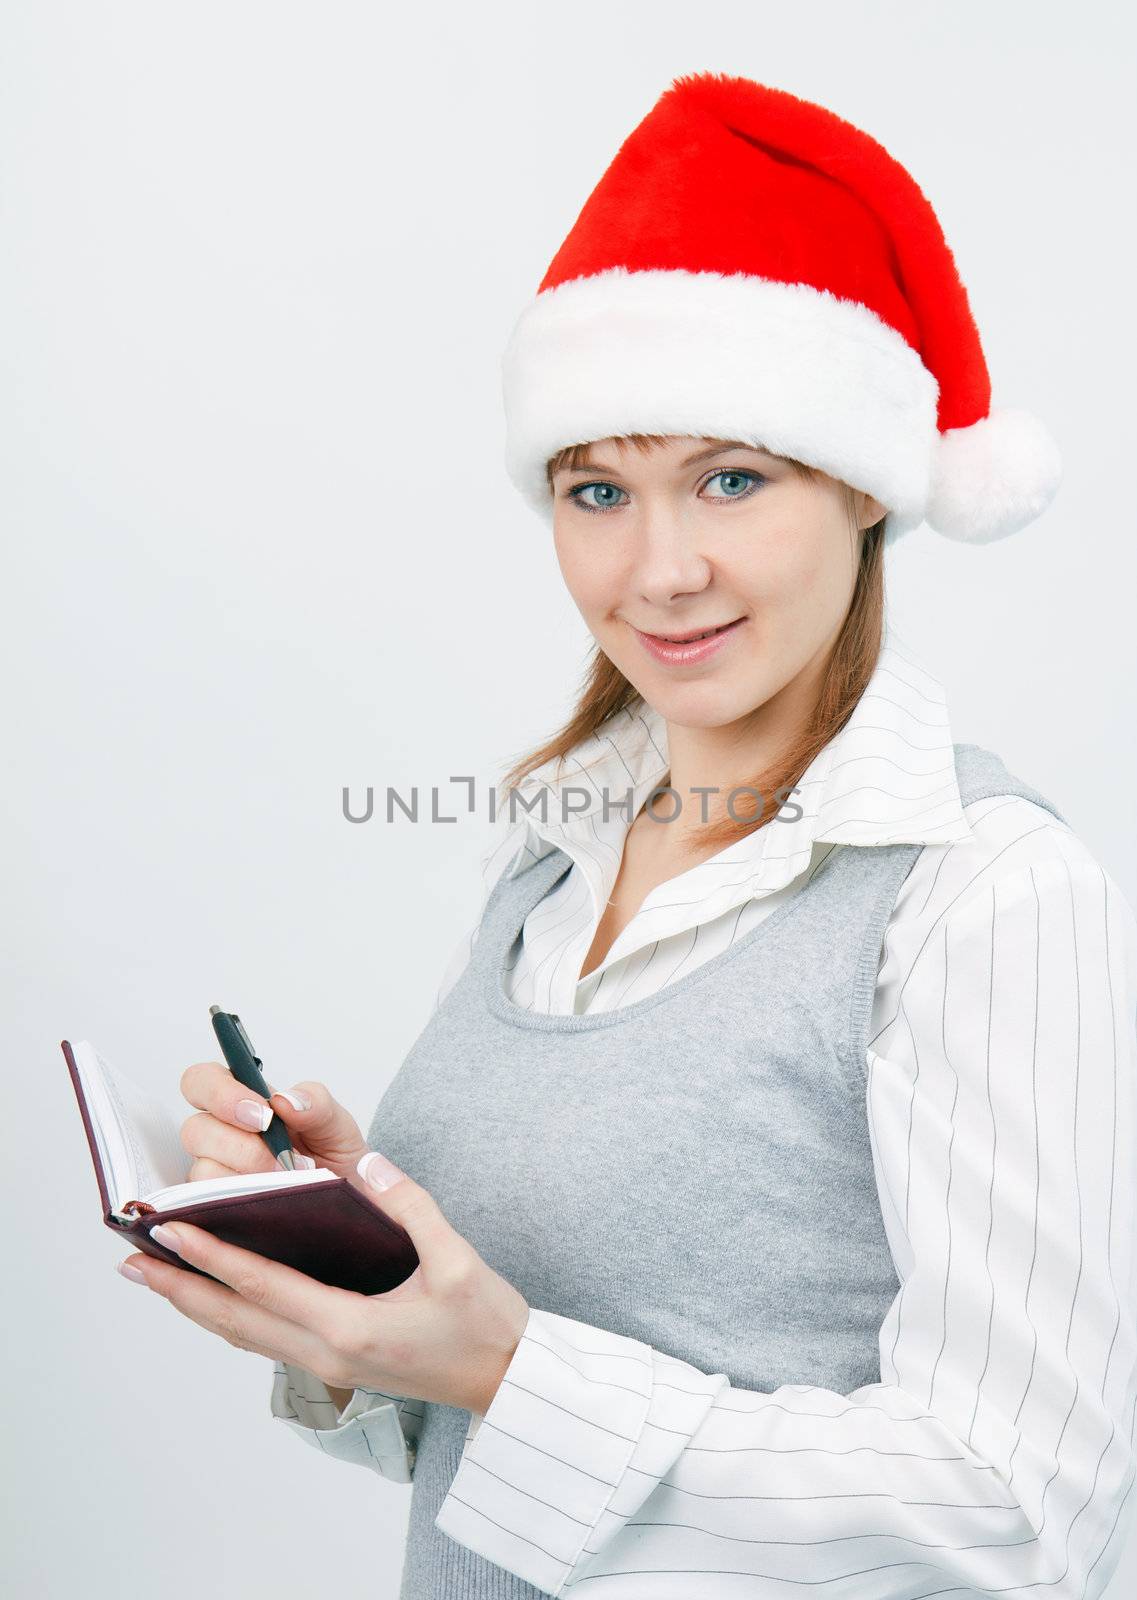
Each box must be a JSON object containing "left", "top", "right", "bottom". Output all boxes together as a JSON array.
[
  {"left": 358, "top": 1151, "right": 405, "bottom": 1191},
  {"left": 149, "top": 1223, "right": 184, "bottom": 1255},
  {"left": 235, "top": 1099, "right": 273, "bottom": 1131},
  {"left": 273, "top": 1087, "right": 312, "bottom": 1111},
  {"left": 117, "top": 1260, "right": 148, "bottom": 1284}
]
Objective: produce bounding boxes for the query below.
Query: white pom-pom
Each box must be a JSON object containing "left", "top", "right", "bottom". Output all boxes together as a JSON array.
[{"left": 924, "top": 407, "right": 1062, "bottom": 544}]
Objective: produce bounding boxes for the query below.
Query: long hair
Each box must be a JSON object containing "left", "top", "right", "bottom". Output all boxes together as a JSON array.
[{"left": 499, "top": 434, "right": 887, "bottom": 854}]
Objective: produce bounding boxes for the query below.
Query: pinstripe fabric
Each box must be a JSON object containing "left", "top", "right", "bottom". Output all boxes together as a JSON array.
[{"left": 270, "top": 629, "right": 1137, "bottom": 1598}]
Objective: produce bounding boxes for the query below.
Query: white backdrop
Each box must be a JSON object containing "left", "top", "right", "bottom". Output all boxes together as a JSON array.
[{"left": 3, "top": 2, "right": 1135, "bottom": 1595}]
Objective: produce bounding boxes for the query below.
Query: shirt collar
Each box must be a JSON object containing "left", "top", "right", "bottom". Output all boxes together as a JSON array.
[{"left": 500, "top": 624, "right": 973, "bottom": 899}]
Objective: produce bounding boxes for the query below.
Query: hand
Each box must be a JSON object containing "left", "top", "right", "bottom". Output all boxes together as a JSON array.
[
  {"left": 116, "top": 1150, "right": 531, "bottom": 1417},
  {"left": 178, "top": 1061, "right": 369, "bottom": 1182}
]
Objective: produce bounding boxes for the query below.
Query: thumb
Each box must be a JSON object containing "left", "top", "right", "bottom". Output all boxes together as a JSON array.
[
  {"left": 264, "top": 1080, "right": 368, "bottom": 1181},
  {"left": 355, "top": 1150, "right": 465, "bottom": 1265}
]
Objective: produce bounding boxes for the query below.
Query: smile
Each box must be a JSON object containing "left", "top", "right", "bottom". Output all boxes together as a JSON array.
[{"left": 631, "top": 617, "right": 747, "bottom": 665}]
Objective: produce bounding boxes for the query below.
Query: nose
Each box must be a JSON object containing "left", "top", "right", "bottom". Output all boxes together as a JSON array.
[{"left": 630, "top": 501, "right": 714, "bottom": 607}]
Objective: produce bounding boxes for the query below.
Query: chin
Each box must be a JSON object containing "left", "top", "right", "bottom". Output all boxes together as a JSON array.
[{"left": 648, "top": 681, "right": 761, "bottom": 728}]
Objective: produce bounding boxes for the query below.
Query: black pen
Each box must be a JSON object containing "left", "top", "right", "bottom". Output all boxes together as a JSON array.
[{"left": 209, "top": 1005, "right": 296, "bottom": 1170}]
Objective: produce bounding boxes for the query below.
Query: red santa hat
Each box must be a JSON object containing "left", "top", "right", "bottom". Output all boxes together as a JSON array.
[{"left": 501, "top": 72, "right": 1061, "bottom": 547}]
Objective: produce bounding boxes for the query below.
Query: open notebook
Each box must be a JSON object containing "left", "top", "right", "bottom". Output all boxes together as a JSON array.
[{"left": 62, "top": 1037, "right": 419, "bottom": 1294}]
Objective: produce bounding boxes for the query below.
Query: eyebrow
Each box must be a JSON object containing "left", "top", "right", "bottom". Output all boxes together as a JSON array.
[{"left": 559, "top": 442, "right": 769, "bottom": 476}]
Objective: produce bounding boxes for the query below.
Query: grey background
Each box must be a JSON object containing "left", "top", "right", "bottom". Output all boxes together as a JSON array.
[{"left": 2, "top": 1, "right": 1134, "bottom": 1595}]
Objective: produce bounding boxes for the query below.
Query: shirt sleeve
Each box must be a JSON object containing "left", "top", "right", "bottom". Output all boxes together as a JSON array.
[
  {"left": 433, "top": 854, "right": 1137, "bottom": 1597},
  {"left": 269, "top": 1360, "right": 424, "bottom": 1482}
]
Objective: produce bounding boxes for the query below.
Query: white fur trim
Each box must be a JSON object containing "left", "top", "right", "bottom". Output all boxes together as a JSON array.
[
  {"left": 501, "top": 267, "right": 940, "bottom": 535},
  {"left": 924, "top": 407, "right": 1062, "bottom": 544}
]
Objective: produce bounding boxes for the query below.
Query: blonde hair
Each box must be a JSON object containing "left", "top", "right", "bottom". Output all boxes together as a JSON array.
[{"left": 500, "top": 434, "right": 887, "bottom": 853}]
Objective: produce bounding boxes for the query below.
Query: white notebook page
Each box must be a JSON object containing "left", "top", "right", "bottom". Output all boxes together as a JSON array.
[{"left": 70, "top": 1039, "right": 336, "bottom": 1213}]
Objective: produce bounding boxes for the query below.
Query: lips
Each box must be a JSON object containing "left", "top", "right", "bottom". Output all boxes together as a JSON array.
[
  {"left": 646, "top": 621, "right": 743, "bottom": 642},
  {"left": 632, "top": 616, "right": 747, "bottom": 666}
]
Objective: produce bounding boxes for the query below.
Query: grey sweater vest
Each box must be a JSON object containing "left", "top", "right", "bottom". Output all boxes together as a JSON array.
[{"left": 367, "top": 741, "right": 1067, "bottom": 1599}]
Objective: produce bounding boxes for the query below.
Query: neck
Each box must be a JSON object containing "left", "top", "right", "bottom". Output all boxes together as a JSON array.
[{"left": 654, "top": 650, "right": 827, "bottom": 835}]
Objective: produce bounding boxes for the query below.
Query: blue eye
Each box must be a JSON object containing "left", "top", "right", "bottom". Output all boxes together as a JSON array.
[
  {"left": 567, "top": 482, "right": 628, "bottom": 512},
  {"left": 705, "top": 470, "right": 761, "bottom": 498},
  {"left": 563, "top": 468, "right": 764, "bottom": 515}
]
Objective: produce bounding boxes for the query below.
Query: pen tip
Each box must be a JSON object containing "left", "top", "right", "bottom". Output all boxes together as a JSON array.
[{"left": 208, "top": 1005, "right": 222, "bottom": 1016}]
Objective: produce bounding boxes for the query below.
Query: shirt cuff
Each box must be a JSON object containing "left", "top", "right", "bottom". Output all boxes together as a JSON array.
[
  {"left": 433, "top": 1307, "right": 660, "bottom": 1593},
  {"left": 270, "top": 1361, "right": 417, "bottom": 1482}
]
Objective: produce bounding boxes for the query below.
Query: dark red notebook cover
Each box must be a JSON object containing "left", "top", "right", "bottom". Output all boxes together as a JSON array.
[{"left": 62, "top": 1038, "right": 419, "bottom": 1296}]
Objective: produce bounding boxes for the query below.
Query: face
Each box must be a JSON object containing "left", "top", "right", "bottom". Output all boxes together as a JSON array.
[{"left": 550, "top": 435, "right": 886, "bottom": 734}]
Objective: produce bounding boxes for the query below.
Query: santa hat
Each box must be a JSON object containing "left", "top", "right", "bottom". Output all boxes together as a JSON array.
[{"left": 501, "top": 72, "right": 1061, "bottom": 547}]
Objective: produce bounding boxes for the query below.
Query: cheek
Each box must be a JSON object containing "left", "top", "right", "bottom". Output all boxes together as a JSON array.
[
  {"left": 748, "top": 515, "right": 843, "bottom": 607},
  {"left": 554, "top": 527, "right": 619, "bottom": 614},
  {"left": 727, "top": 531, "right": 808, "bottom": 606}
]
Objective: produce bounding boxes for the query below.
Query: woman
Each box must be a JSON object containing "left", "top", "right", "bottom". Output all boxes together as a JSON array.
[{"left": 117, "top": 73, "right": 1137, "bottom": 1598}]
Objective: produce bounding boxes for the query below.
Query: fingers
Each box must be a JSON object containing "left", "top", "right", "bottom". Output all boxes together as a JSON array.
[
  {"left": 178, "top": 1063, "right": 367, "bottom": 1182},
  {"left": 180, "top": 1060, "right": 275, "bottom": 1132},
  {"left": 179, "top": 1108, "right": 280, "bottom": 1173},
  {"left": 138, "top": 1221, "right": 365, "bottom": 1378},
  {"left": 133, "top": 1245, "right": 334, "bottom": 1377},
  {"left": 187, "top": 1156, "right": 242, "bottom": 1181}
]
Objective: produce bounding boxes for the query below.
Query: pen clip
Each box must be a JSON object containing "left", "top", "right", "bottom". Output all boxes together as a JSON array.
[{"left": 229, "top": 1012, "right": 262, "bottom": 1068}]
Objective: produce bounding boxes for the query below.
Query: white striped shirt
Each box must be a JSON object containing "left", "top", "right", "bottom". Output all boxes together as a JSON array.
[{"left": 272, "top": 627, "right": 1137, "bottom": 1598}]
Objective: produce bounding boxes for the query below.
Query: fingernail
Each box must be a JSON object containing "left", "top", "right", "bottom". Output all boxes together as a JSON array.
[
  {"left": 117, "top": 1260, "right": 148, "bottom": 1284},
  {"left": 235, "top": 1099, "right": 273, "bottom": 1130},
  {"left": 272, "top": 1087, "right": 312, "bottom": 1112},
  {"left": 358, "top": 1151, "right": 405, "bottom": 1191},
  {"left": 149, "top": 1223, "right": 184, "bottom": 1255}
]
